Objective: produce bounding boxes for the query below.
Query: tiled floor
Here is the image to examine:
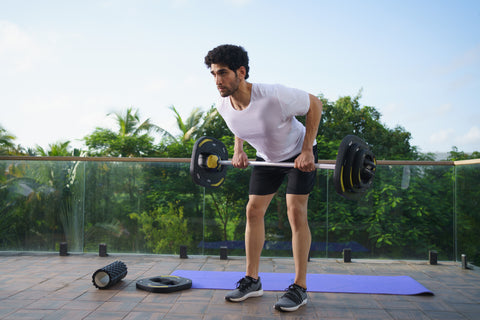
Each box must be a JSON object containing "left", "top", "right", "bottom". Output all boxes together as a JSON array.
[{"left": 0, "top": 253, "right": 479, "bottom": 319}]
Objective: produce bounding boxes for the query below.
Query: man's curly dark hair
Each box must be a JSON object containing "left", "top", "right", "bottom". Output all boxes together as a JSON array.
[{"left": 204, "top": 44, "right": 250, "bottom": 80}]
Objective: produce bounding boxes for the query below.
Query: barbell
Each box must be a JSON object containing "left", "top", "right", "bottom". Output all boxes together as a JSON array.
[{"left": 190, "top": 135, "right": 377, "bottom": 200}]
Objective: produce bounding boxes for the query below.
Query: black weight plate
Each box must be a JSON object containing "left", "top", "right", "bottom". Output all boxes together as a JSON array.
[
  {"left": 190, "top": 136, "right": 228, "bottom": 188},
  {"left": 136, "top": 275, "right": 192, "bottom": 293},
  {"left": 334, "top": 135, "right": 373, "bottom": 200},
  {"left": 343, "top": 143, "right": 364, "bottom": 200},
  {"left": 334, "top": 135, "right": 358, "bottom": 196},
  {"left": 343, "top": 142, "right": 361, "bottom": 191}
]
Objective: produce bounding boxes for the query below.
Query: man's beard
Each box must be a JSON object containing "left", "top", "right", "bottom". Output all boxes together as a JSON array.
[
  {"left": 219, "top": 87, "right": 236, "bottom": 97},
  {"left": 218, "top": 74, "right": 240, "bottom": 97}
]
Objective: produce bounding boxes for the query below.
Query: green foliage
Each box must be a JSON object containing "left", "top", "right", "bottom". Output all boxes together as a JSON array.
[
  {"left": 0, "top": 124, "right": 17, "bottom": 155},
  {"left": 85, "top": 129, "right": 157, "bottom": 157},
  {"left": 130, "top": 202, "right": 192, "bottom": 254},
  {"left": 447, "top": 146, "right": 480, "bottom": 161},
  {"left": 1, "top": 92, "right": 479, "bottom": 263},
  {"left": 317, "top": 93, "right": 419, "bottom": 160},
  {"left": 197, "top": 106, "right": 233, "bottom": 139},
  {"left": 0, "top": 158, "right": 85, "bottom": 251},
  {"left": 84, "top": 108, "right": 158, "bottom": 157},
  {"left": 455, "top": 163, "right": 480, "bottom": 265},
  {"left": 169, "top": 105, "right": 204, "bottom": 142},
  {"left": 205, "top": 168, "right": 250, "bottom": 242},
  {"left": 36, "top": 141, "right": 82, "bottom": 157},
  {"left": 157, "top": 140, "right": 194, "bottom": 158}
]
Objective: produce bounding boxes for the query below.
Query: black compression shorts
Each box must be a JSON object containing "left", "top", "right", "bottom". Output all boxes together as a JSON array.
[{"left": 249, "top": 145, "right": 318, "bottom": 195}]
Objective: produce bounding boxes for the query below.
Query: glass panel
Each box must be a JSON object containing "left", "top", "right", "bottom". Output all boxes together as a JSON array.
[
  {"left": 455, "top": 163, "right": 480, "bottom": 266},
  {"left": 200, "top": 168, "right": 330, "bottom": 258},
  {"left": 0, "top": 160, "right": 85, "bottom": 252},
  {"left": 201, "top": 167, "right": 251, "bottom": 256},
  {"left": 83, "top": 161, "right": 205, "bottom": 255},
  {"left": 325, "top": 164, "right": 455, "bottom": 260},
  {"left": 1, "top": 158, "right": 475, "bottom": 263}
]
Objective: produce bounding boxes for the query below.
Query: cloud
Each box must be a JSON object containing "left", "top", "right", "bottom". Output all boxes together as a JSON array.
[
  {"left": 448, "top": 73, "right": 476, "bottom": 91},
  {"left": 449, "top": 44, "right": 480, "bottom": 73},
  {"left": 225, "top": 0, "right": 253, "bottom": 6},
  {"left": 429, "top": 128, "right": 455, "bottom": 144},
  {"left": 98, "top": 0, "right": 116, "bottom": 8},
  {"left": 427, "top": 126, "right": 480, "bottom": 152},
  {"left": 436, "top": 103, "right": 453, "bottom": 115},
  {"left": 0, "top": 20, "right": 48, "bottom": 73},
  {"left": 436, "top": 43, "right": 480, "bottom": 75},
  {"left": 170, "top": 0, "right": 190, "bottom": 8},
  {"left": 460, "top": 126, "right": 480, "bottom": 145},
  {"left": 430, "top": 44, "right": 480, "bottom": 92},
  {"left": 143, "top": 78, "right": 169, "bottom": 93}
]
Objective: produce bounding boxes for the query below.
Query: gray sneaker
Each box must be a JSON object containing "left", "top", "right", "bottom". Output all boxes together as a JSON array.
[
  {"left": 274, "top": 284, "right": 308, "bottom": 312},
  {"left": 225, "top": 276, "right": 263, "bottom": 302}
]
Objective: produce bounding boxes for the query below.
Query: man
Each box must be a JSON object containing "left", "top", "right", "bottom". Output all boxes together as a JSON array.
[{"left": 204, "top": 44, "right": 322, "bottom": 312}]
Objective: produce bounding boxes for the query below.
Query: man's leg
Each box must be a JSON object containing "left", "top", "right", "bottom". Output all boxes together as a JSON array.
[
  {"left": 273, "top": 193, "right": 310, "bottom": 311},
  {"left": 286, "top": 193, "right": 311, "bottom": 289},
  {"left": 245, "top": 193, "right": 275, "bottom": 279},
  {"left": 225, "top": 193, "right": 274, "bottom": 302}
]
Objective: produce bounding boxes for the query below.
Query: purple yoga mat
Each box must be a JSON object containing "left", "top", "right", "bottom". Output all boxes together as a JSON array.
[{"left": 171, "top": 270, "right": 433, "bottom": 295}]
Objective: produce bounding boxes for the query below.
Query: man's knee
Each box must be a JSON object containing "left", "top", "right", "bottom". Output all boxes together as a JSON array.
[
  {"left": 246, "top": 202, "right": 266, "bottom": 221},
  {"left": 286, "top": 195, "right": 309, "bottom": 213},
  {"left": 246, "top": 194, "right": 273, "bottom": 221},
  {"left": 286, "top": 195, "right": 309, "bottom": 229}
]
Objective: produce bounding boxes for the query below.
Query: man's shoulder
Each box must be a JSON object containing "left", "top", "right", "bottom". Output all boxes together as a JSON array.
[
  {"left": 252, "top": 83, "right": 284, "bottom": 97},
  {"left": 253, "top": 83, "right": 308, "bottom": 100}
]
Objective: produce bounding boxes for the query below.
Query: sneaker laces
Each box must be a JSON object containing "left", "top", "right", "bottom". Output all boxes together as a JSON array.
[
  {"left": 235, "top": 277, "right": 252, "bottom": 291},
  {"left": 281, "top": 284, "right": 305, "bottom": 304}
]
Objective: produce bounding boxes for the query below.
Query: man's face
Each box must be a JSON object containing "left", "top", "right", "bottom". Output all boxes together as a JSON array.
[{"left": 210, "top": 63, "right": 241, "bottom": 97}]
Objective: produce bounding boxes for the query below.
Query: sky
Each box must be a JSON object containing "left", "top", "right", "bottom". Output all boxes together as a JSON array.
[{"left": 1, "top": 0, "right": 479, "bottom": 154}]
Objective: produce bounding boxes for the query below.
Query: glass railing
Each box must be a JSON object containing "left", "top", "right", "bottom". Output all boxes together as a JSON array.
[
  {"left": 454, "top": 160, "right": 480, "bottom": 265},
  {"left": 1, "top": 156, "right": 478, "bottom": 264}
]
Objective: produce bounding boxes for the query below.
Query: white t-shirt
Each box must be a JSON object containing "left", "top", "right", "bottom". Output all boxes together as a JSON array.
[{"left": 216, "top": 83, "right": 312, "bottom": 162}]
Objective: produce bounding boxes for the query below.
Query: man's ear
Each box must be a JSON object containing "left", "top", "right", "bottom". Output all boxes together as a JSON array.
[{"left": 236, "top": 66, "right": 247, "bottom": 80}]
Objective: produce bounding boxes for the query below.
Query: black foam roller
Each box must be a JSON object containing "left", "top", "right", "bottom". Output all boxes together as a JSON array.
[{"left": 92, "top": 260, "right": 127, "bottom": 289}]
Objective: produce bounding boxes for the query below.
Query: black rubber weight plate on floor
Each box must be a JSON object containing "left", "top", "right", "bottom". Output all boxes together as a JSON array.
[{"left": 136, "top": 275, "right": 192, "bottom": 293}]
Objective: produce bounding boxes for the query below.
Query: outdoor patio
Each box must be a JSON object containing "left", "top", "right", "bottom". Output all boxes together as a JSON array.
[{"left": 0, "top": 253, "right": 479, "bottom": 319}]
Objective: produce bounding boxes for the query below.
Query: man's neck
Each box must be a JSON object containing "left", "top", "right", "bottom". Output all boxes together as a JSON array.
[{"left": 230, "top": 82, "right": 252, "bottom": 110}]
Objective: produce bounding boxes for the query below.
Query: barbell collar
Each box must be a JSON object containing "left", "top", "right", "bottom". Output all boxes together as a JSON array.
[{"left": 364, "top": 159, "right": 376, "bottom": 168}]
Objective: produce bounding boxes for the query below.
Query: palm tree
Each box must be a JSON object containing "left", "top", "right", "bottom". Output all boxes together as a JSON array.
[
  {"left": 32, "top": 140, "right": 85, "bottom": 251},
  {"left": 109, "top": 108, "right": 160, "bottom": 138},
  {"left": 85, "top": 107, "right": 162, "bottom": 157},
  {"left": 0, "top": 125, "right": 16, "bottom": 155},
  {"left": 169, "top": 105, "right": 204, "bottom": 142},
  {"left": 36, "top": 141, "right": 73, "bottom": 156}
]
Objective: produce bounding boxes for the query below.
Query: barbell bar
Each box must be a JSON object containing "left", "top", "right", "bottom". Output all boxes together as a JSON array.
[
  {"left": 190, "top": 135, "right": 376, "bottom": 200},
  {"left": 217, "top": 160, "right": 336, "bottom": 170}
]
